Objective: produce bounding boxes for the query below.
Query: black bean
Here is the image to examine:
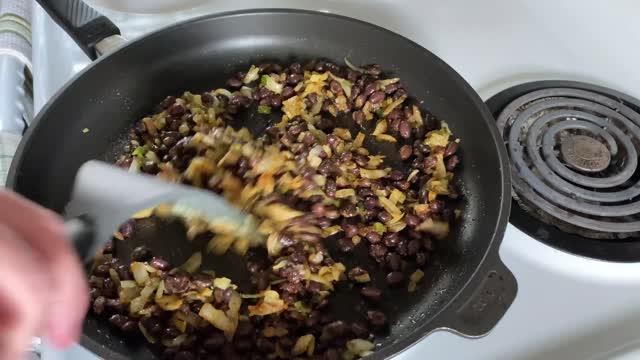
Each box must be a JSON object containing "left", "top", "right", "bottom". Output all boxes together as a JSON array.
[
  {"left": 165, "top": 271, "right": 190, "bottom": 294},
  {"left": 109, "top": 314, "right": 129, "bottom": 329},
  {"left": 281, "top": 86, "right": 295, "bottom": 99},
  {"left": 340, "top": 203, "right": 358, "bottom": 218},
  {"left": 446, "top": 155, "right": 460, "bottom": 171},
  {"left": 407, "top": 239, "right": 421, "bottom": 256},
  {"left": 386, "top": 271, "right": 404, "bottom": 285},
  {"left": 423, "top": 155, "right": 437, "bottom": 169},
  {"left": 317, "top": 218, "right": 332, "bottom": 229},
  {"left": 287, "top": 73, "right": 303, "bottom": 85},
  {"left": 117, "top": 264, "right": 133, "bottom": 281},
  {"left": 122, "top": 320, "right": 137, "bottom": 332},
  {"left": 383, "top": 233, "right": 400, "bottom": 247},
  {"left": 131, "top": 246, "right": 151, "bottom": 262},
  {"left": 191, "top": 273, "right": 212, "bottom": 289},
  {"left": 354, "top": 94, "right": 367, "bottom": 109},
  {"left": 360, "top": 286, "right": 382, "bottom": 301},
  {"left": 366, "top": 231, "right": 382, "bottom": 243},
  {"left": 302, "top": 133, "right": 316, "bottom": 146},
  {"left": 370, "top": 244, "right": 388, "bottom": 258},
  {"left": 324, "top": 349, "right": 340, "bottom": 360},
  {"left": 384, "top": 83, "right": 400, "bottom": 94},
  {"left": 394, "top": 239, "right": 408, "bottom": 257},
  {"left": 255, "top": 87, "right": 271, "bottom": 100},
  {"left": 351, "top": 321, "right": 371, "bottom": 338},
  {"left": 324, "top": 321, "right": 350, "bottom": 338},
  {"left": 92, "top": 296, "right": 106, "bottom": 314},
  {"left": 163, "top": 326, "right": 181, "bottom": 339},
  {"left": 444, "top": 142, "right": 459, "bottom": 157},
  {"left": 256, "top": 337, "right": 275, "bottom": 352},
  {"left": 428, "top": 200, "right": 444, "bottom": 214},
  {"left": 325, "top": 206, "right": 340, "bottom": 220},
  {"left": 289, "top": 62, "right": 302, "bottom": 74},
  {"left": 389, "top": 169, "right": 404, "bottom": 181},
  {"left": 168, "top": 103, "right": 186, "bottom": 117},
  {"left": 369, "top": 91, "right": 385, "bottom": 105},
  {"left": 227, "top": 78, "right": 243, "bottom": 88},
  {"left": 102, "top": 278, "right": 117, "bottom": 298},
  {"left": 337, "top": 238, "right": 355, "bottom": 253},
  {"left": 159, "top": 95, "right": 176, "bottom": 110},
  {"left": 363, "top": 197, "right": 378, "bottom": 210},
  {"left": 393, "top": 180, "right": 410, "bottom": 191},
  {"left": 142, "top": 317, "right": 163, "bottom": 336},
  {"left": 324, "top": 179, "right": 337, "bottom": 198},
  {"left": 423, "top": 237, "right": 435, "bottom": 251},
  {"left": 361, "top": 83, "right": 376, "bottom": 97},
  {"left": 93, "top": 264, "right": 110, "bottom": 277},
  {"left": 377, "top": 211, "right": 392, "bottom": 223},
  {"left": 399, "top": 120, "right": 412, "bottom": 138},
  {"left": 150, "top": 257, "right": 171, "bottom": 271},
  {"left": 357, "top": 187, "right": 374, "bottom": 197},
  {"left": 416, "top": 251, "right": 429, "bottom": 266},
  {"left": 352, "top": 110, "right": 366, "bottom": 125},
  {"left": 344, "top": 224, "right": 359, "bottom": 238},
  {"left": 201, "top": 92, "right": 214, "bottom": 105},
  {"left": 329, "top": 80, "right": 343, "bottom": 95},
  {"left": 399, "top": 145, "right": 413, "bottom": 160},
  {"left": 310, "top": 203, "right": 326, "bottom": 217},
  {"left": 367, "top": 310, "right": 387, "bottom": 327},
  {"left": 386, "top": 253, "right": 402, "bottom": 271},
  {"left": 405, "top": 214, "right": 420, "bottom": 227}
]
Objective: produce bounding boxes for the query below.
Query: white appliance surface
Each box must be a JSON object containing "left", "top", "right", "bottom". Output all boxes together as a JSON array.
[{"left": 33, "top": 1, "right": 640, "bottom": 359}]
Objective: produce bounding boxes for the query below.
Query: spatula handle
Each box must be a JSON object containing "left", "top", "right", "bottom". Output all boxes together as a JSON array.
[{"left": 64, "top": 216, "right": 95, "bottom": 261}]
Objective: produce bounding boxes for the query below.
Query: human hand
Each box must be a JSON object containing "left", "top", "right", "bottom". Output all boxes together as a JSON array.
[{"left": 0, "top": 190, "right": 88, "bottom": 360}]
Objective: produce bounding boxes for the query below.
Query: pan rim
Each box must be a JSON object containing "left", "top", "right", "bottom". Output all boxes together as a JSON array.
[{"left": 8, "top": 8, "right": 512, "bottom": 360}]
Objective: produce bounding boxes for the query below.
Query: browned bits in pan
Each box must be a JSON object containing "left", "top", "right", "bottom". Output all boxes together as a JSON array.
[{"left": 90, "top": 59, "right": 462, "bottom": 359}]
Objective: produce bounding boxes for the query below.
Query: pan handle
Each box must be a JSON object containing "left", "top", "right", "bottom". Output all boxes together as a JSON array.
[
  {"left": 35, "top": 0, "right": 121, "bottom": 60},
  {"left": 445, "top": 250, "right": 518, "bottom": 337}
]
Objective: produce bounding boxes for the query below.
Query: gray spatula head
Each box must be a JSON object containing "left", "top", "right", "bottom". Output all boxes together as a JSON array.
[{"left": 66, "top": 160, "right": 252, "bottom": 260}]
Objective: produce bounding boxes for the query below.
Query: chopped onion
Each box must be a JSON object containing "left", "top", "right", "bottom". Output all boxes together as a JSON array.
[
  {"left": 328, "top": 73, "right": 352, "bottom": 98},
  {"left": 292, "top": 334, "right": 315, "bottom": 356},
  {"left": 213, "top": 88, "right": 233, "bottom": 98},
  {"left": 161, "top": 333, "right": 187, "bottom": 348},
  {"left": 424, "top": 125, "right": 452, "bottom": 148},
  {"left": 199, "top": 302, "right": 236, "bottom": 338},
  {"left": 131, "top": 262, "right": 149, "bottom": 285},
  {"left": 360, "top": 169, "right": 388, "bottom": 179},
  {"left": 335, "top": 189, "right": 356, "bottom": 199},
  {"left": 213, "top": 277, "right": 232, "bottom": 290},
  {"left": 138, "top": 322, "right": 157, "bottom": 343},
  {"left": 389, "top": 189, "right": 406, "bottom": 205},
  {"left": 321, "top": 225, "right": 343, "bottom": 238},
  {"left": 372, "top": 119, "right": 388, "bottom": 136},
  {"left": 261, "top": 74, "right": 283, "bottom": 94},
  {"left": 258, "top": 105, "right": 272, "bottom": 114},
  {"left": 248, "top": 290, "right": 286, "bottom": 316},
  {"left": 156, "top": 295, "right": 183, "bottom": 311},
  {"left": 243, "top": 65, "right": 260, "bottom": 84},
  {"left": 375, "top": 134, "right": 397, "bottom": 143},
  {"left": 354, "top": 132, "right": 365, "bottom": 148},
  {"left": 346, "top": 339, "right": 375, "bottom": 356},
  {"left": 382, "top": 95, "right": 407, "bottom": 117},
  {"left": 179, "top": 252, "right": 202, "bottom": 273},
  {"left": 378, "top": 196, "right": 402, "bottom": 218},
  {"left": 344, "top": 57, "right": 365, "bottom": 72},
  {"left": 408, "top": 269, "right": 425, "bottom": 293},
  {"left": 416, "top": 218, "right": 450, "bottom": 240}
]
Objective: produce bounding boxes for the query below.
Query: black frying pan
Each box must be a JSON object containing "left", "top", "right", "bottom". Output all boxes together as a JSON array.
[{"left": 8, "top": 1, "right": 517, "bottom": 359}]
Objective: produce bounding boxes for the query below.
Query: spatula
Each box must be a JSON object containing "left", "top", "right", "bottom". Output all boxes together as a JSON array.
[{"left": 65, "top": 160, "right": 255, "bottom": 261}]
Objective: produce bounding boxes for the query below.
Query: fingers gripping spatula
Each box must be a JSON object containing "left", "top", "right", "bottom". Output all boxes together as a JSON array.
[{"left": 65, "top": 160, "right": 255, "bottom": 262}]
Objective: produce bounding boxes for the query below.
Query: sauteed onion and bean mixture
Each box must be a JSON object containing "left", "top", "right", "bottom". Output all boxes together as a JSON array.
[{"left": 89, "top": 60, "right": 462, "bottom": 360}]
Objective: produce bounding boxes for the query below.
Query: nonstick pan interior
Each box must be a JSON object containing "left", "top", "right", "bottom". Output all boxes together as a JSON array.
[{"left": 9, "top": 10, "right": 511, "bottom": 359}]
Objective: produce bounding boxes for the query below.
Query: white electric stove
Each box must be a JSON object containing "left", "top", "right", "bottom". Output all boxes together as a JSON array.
[{"left": 34, "top": 1, "right": 640, "bottom": 359}]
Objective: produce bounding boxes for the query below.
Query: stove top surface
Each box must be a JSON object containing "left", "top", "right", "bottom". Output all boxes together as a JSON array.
[{"left": 33, "top": 1, "right": 640, "bottom": 359}]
